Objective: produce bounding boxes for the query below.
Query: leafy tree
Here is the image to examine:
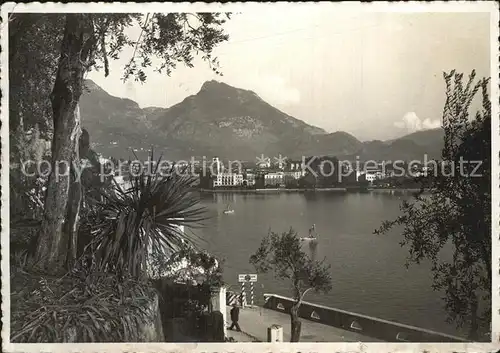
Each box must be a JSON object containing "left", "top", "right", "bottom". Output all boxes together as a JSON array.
[
  {"left": 149, "top": 244, "right": 224, "bottom": 300},
  {"left": 9, "top": 14, "right": 64, "bottom": 136},
  {"left": 10, "top": 123, "right": 50, "bottom": 222},
  {"left": 375, "top": 70, "right": 491, "bottom": 340},
  {"left": 298, "top": 172, "right": 316, "bottom": 189},
  {"left": 9, "top": 15, "right": 62, "bottom": 237},
  {"left": 313, "top": 156, "right": 341, "bottom": 187},
  {"left": 249, "top": 228, "right": 332, "bottom": 342},
  {"left": 9, "top": 13, "right": 231, "bottom": 271}
]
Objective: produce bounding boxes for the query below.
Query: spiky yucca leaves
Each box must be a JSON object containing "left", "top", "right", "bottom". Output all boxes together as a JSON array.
[
  {"left": 91, "top": 157, "right": 207, "bottom": 279},
  {"left": 11, "top": 270, "right": 156, "bottom": 342}
]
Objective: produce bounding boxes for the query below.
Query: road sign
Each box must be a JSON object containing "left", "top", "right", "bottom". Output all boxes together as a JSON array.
[{"left": 238, "top": 273, "right": 258, "bottom": 282}]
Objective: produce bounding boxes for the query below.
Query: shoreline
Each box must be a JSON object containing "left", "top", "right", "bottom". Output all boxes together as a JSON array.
[
  {"left": 197, "top": 187, "right": 427, "bottom": 194},
  {"left": 369, "top": 187, "right": 423, "bottom": 193},
  {"left": 198, "top": 188, "right": 346, "bottom": 193}
]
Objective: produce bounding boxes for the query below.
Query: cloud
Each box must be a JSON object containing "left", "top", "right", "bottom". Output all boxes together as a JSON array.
[{"left": 394, "top": 112, "right": 440, "bottom": 132}]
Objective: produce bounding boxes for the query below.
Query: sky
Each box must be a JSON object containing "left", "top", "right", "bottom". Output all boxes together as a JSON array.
[{"left": 88, "top": 9, "right": 491, "bottom": 141}]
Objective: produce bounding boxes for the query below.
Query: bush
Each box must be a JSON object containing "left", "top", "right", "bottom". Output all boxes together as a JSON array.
[
  {"left": 10, "top": 268, "right": 157, "bottom": 342},
  {"left": 89, "top": 154, "right": 207, "bottom": 279}
]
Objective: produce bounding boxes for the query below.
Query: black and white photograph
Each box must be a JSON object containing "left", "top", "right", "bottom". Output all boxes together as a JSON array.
[{"left": 2, "top": 1, "right": 499, "bottom": 351}]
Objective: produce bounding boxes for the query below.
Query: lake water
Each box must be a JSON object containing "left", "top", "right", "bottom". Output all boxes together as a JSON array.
[{"left": 192, "top": 191, "right": 462, "bottom": 337}]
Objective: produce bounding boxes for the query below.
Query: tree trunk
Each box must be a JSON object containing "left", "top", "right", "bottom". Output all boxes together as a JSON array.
[
  {"left": 62, "top": 109, "right": 83, "bottom": 269},
  {"left": 35, "top": 14, "right": 95, "bottom": 271},
  {"left": 290, "top": 302, "right": 302, "bottom": 342},
  {"left": 468, "top": 297, "right": 479, "bottom": 340},
  {"left": 63, "top": 170, "right": 82, "bottom": 269}
]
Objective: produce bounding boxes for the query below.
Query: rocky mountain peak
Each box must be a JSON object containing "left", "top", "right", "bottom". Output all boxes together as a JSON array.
[
  {"left": 83, "top": 79, "right": 105, "bottom": 93},
  {"left": 78, "top": 80, "right": 442, "bottom": 161}
]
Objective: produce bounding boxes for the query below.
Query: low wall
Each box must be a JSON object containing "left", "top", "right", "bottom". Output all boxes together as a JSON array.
[
  {"left": 211, "top": 286, "right": 227, "bottom": 338},
  {"left": 263, "top": 293, "right": 468, "bottom": 342},
  {"left": 139, "top": 293, "right": 165, "bottom": 342}
]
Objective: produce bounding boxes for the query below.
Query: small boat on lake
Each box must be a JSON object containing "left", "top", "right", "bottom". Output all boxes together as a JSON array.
[
  {"left": 300, "top": 224, "right": 318, "bottom": 241},
  {"left": 223, "top": 204, "right": 234, "bottom": 214}
]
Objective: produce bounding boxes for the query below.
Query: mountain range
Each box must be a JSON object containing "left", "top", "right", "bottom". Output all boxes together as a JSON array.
[{"left": 79, "top": 79, "right": 444, "bottom": 162}]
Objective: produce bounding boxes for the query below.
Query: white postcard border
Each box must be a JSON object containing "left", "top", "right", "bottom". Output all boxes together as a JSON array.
[{"left": 1, "top": 1, "right": 499, "bottom": 352}]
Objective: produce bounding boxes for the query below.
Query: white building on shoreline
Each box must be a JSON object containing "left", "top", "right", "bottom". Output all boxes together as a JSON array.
[{"left": 213, "top": 173, "right": 244, "bottom": 187}]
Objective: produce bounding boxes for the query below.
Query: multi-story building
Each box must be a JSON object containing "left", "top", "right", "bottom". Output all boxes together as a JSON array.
[
  {"left": 243, "top": 172, "right": 256, "bottom": 187},
  {"left": 287, "top": 160, "right": 304, "bottom": 172},
  {"left": 365, "top": 173, "right": 377, "bottom": 182},
  {"left": 213, "top": 173, "right": 244, "bottom": 187},
  {"left": 273, "top": 157, "right": 286, "bottom": 170},
  {"left": 283, "top": 170, "right": 303, "bottom": 180},
  {"left": 283, "top": 171, "right": 302, "bottom": 187},
  {"left": 264, "top": 172, "right": 284, "bottom": 187},
  {"left": 212, "top": 157, "right": 222, "bottom": 175}
]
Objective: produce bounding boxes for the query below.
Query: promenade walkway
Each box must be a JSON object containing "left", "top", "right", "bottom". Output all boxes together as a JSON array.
[{"left": 225, "top": 305, "right": 381, "bottom": 342}]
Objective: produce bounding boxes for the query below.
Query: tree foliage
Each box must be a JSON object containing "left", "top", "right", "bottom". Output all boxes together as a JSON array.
[
  {"left": 9, "top": 12, "right": 230, "bottom": 272},
  {"left": 250, "top": 228, "right": 332, "bottom": 341},
  {"left": 9, "top": 14, "right": 64, "bottom": 135},
  {"left": 374, "top": 70, "right": 491, "bottom": 339},
  {"left": 149, "top": 245, "right": 223, "bottom": 287},
  {"left": 120, "top": 13, "right": 230, "bottom": 81},
  {"left": 10, "top": 124, "right": 50, "bottom": 221}
]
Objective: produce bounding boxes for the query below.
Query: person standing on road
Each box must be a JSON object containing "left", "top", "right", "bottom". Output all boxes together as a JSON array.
[{"left": 229, "top": 303, "right": 241, "bottom": 331}]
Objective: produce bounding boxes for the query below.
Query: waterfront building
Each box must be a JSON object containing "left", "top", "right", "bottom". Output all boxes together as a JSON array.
[
  {"left": 365, "top": 173, "right": 377, "bottom": 182},
  {"left": 362, "top": 162, "right": 386, "bottom": 180},
  {"left": 243, "top": 172, "right": 256, "bottom": 187},
  {"left": 356, "top": 170, "right": 377, "bottom": 182},
  {"left": 273, "top": 158, "right": 286, "bottom": 170},
  {"left": 283, "top": 171, "right": 302, "bottom": 187},
  {"left": 214, "top": 173, "right": 244, "bottom": 187},
  {"left": 283, "top": 170, "right": 303, "bottom": 180},
  {"left": 287, "top": 160, "right": 304, "bottom": 173},
  {"left": 264, "top": 171, "right": 284, "bottom": 187},
  {"left": 285, "top": 160, "right": 306, "bottom": 178},
  {"left": 212, "top": 157, "right": 222, "bottom": 175}
]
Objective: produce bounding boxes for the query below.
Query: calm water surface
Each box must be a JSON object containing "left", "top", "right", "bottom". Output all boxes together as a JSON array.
[{"left": 191, "top": 191, "right": 460, "bottom": 336}]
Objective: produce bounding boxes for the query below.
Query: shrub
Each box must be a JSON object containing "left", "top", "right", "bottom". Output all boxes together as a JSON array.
[
  {"left": 11, "top": 268, "right": 157, "bottom": 342},
  {"left": 88, "top": 153, "right": 208, "bottom": 278}
]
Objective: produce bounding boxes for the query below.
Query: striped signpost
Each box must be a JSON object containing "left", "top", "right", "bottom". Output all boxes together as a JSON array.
[
  {"left": 238, "top": 274, "right": 258, "bottom": 307},
  {"left": 241, "top": 281, "right": 246, "bottom": 306},
  {"left": 250, "top": 281, "right": 254, "bottom": 306}
]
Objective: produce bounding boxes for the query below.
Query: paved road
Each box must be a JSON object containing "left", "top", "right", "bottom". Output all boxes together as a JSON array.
[{"left": 225, "top": 305, "right": 381, "bottom": 342}]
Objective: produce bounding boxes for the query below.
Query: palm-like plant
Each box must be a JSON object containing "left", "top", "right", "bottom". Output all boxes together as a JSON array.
[{"left": 89, "top": 153, "right": 207, "bottom": 279}]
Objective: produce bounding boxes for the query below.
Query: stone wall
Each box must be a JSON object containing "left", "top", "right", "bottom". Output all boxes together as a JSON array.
[
  {"left": 139, "top": 293, "right": 165, "bottom": 342},
  {"left": 210, "top": 286, "right": 227, "bottom": 338},
  {"left": 263, "top": 293, "right": 468, "bottom": 343}
]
